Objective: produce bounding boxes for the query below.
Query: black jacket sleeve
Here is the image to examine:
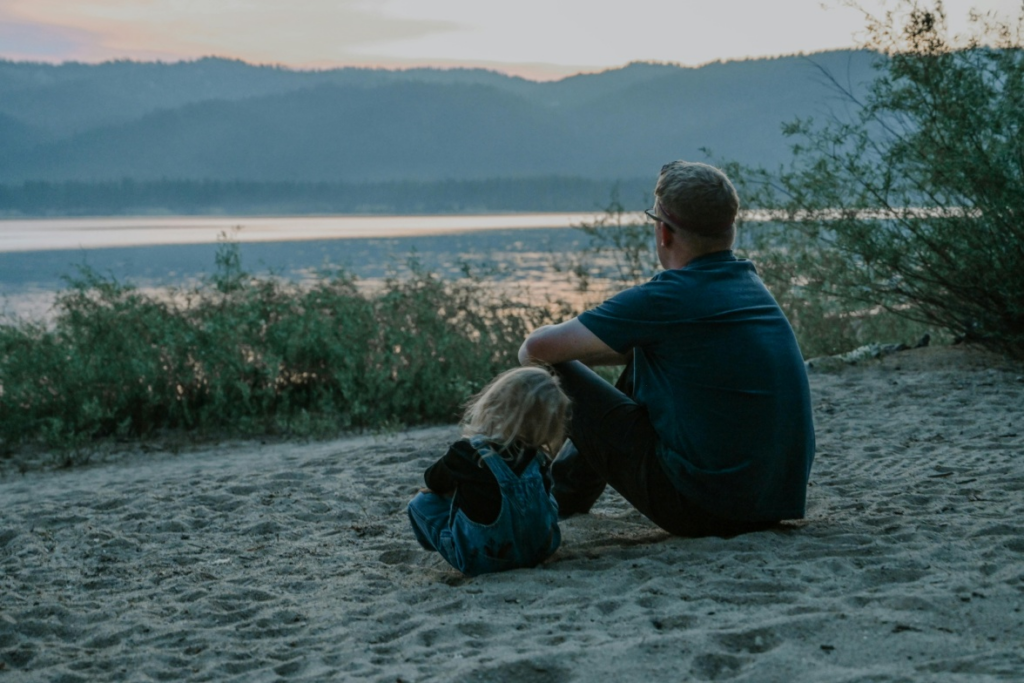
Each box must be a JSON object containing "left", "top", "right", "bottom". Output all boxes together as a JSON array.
[
  {"left": 423, "top": 439, "right": 483, "bottom": 496},
  {"left": 422, "top": 438, "right": 550, "bottom": 525}
]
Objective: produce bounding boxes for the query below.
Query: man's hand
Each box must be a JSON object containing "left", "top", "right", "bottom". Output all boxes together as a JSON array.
[{"left": 518, "top": 318, "right": 628, "bottom": 367}]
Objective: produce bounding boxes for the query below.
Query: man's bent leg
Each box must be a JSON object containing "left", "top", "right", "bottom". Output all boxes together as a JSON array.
[
  {"left": 551, "top": 360, "right": 769, "bottom": 537},
  {"left": 550, "top": 439, "right": 606, "bottom": 517},
  {"left": 550, "top": 357, "right": 635, "bottom": 515},
  {"left": 551, "top": 360, "right": 657, "bottom": 516}
]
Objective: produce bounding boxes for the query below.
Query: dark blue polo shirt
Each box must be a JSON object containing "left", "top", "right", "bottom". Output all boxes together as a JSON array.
[{"left": 577, "top": 251, "right": 815, "bottom": 521}]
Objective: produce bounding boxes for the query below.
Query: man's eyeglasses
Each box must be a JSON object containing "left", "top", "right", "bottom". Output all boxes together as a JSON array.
[{"left": 644, "top": 202, "right": 684, "bottom": 233}]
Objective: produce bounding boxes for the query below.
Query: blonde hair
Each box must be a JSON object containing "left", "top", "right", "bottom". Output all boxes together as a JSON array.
[{"left": 461, "top": 366, "right": 570, "bottom": 456}]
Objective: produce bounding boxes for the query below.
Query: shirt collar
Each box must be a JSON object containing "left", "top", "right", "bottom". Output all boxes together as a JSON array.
[{"left": 685, "top": 250, "right": 736, "bottom": 268}]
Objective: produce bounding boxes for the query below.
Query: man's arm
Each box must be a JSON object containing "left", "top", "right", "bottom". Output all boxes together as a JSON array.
[{"left": 518, "top": 318, "right": 630, "bottom": 367}]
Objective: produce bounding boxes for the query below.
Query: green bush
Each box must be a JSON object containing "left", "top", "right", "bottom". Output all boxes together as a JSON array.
[
  {"left": 560, "top": 191, "right": 931, "bottom": 360},
  {"left": 735, "top": 222, "right": 935, "bottom": 359},
  {"left": 0, "top": 243, "right": 562, "bottom": 458},
  {"left": 730, "top": 1, "right": 1024, "bottom": 358},
  {"left": 558, "top": 190, "right": 660, "bottom": 294}
]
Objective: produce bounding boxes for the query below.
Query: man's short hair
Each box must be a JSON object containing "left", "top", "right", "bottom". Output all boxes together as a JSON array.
[{"left": 654, "top": 161, "right": 739, "bottom": 237}]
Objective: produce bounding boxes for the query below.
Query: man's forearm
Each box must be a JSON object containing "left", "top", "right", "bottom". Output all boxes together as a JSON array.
[
  {"left": 519, "top": 344, "right": 627, "bottom": 368},
  {"left": 518, "top": 318, "right": 626, "bottom": 367}
]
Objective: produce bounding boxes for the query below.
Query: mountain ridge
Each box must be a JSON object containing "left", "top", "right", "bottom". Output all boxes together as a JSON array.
[{"left": 0, "top": 51, "right": 880, "bottom": 185}]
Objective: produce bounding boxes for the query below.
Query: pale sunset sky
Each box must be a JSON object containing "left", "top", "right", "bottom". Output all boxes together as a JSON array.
[{"left": 0, "top": 0, "right": 1019, "bottom": 80}]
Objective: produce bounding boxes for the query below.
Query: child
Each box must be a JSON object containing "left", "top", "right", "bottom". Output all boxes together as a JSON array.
[{"left": 407, "top": 365, "right": 570, "bottom": 576}]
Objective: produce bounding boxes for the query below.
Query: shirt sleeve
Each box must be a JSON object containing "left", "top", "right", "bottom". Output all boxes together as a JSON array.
[
  {"left": 423, "top": 439, "right": 479, "bottom": 494},
  {"left": 577, "top": 281, "right": 663, "bottom": 353}
]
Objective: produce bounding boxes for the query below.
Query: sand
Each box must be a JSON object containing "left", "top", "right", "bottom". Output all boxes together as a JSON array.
[{"left": 2, "top": 344, "right": 1023, "bottom": 682}]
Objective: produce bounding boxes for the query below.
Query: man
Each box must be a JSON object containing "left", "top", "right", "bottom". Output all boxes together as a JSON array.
[{"left": 518, "top": 160, "right": 815, "bottom": 537}]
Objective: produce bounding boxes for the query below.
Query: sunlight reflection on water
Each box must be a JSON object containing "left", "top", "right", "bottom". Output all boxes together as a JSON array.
[
  {"left": 0, "top": 213, "right": 611, "bottom": 252},
  {"left": 0, "top": 218, "right": 631, "bottom": 321}
]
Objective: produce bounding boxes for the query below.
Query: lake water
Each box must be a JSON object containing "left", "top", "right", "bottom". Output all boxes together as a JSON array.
[
  {"left": 0, "top": 213, "right": 612, "bottom": 252},
  {"left": 0, "top": 213, "right": 618, "bottom": 319}
]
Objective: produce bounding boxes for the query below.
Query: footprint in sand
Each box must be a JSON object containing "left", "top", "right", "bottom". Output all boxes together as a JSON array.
[
  {"left": 453, "top": 658, "right": 572, "bottom": 683},
  {"left": 715, "top": 627, "right": 782, "bottom": 654},
  {"left": 690, "top": 652, "right": 747, "bottom": 681}
]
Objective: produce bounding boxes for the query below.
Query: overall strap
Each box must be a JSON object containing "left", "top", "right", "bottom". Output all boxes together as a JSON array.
[{"left": 469, "top": 436, "right": 525, "bottom": 485}]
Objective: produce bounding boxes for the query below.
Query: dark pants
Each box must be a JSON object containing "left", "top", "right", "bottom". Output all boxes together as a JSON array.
[{"left": 551, "top": 359, "right": 775, "bottom": 538}]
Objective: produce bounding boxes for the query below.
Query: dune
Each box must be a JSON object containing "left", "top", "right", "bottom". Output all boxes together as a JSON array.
[{"left": 2, "top": 344, "right": 1022, "bottom": 681}]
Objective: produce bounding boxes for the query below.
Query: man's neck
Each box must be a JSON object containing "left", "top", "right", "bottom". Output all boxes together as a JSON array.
[{"left": 668, "top": 244, "right": 731, "bottom": 270}]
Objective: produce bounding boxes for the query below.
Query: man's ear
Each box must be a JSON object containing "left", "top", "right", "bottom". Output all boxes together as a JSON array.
[{"left": 660, "top": 223, "right": 675, "bottom": 248}]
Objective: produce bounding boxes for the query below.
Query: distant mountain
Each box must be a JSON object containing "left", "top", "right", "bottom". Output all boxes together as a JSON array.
[
  {"left": 0, "top": 111, "right": 41, "bottom": 156},
  {"left": 0, "top": 52, "right": 880, "bottom": 186},
  {"left": 0, "top": 58, "right": 543, "bottom": 140}
]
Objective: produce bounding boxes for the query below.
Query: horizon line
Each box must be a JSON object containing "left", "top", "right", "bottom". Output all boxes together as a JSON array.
[{"left": 0, "top": 47, "right": 874, "bottom": 83}]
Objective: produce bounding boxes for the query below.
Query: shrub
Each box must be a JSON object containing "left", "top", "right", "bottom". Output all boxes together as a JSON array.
[
  {"left": 560, "top": 187, "right": 930, "bottom": 360},
  {"left": 559, "top": 190, "right": 660, "bottom": 295},
  {"left": 0, "top": 243, "right": 562, "bottom": 457},
  {"left": 731, "top": 1, "right": 1024, "bottom": 358}
]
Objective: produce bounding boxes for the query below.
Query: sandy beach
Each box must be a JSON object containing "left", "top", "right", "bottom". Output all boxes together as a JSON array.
[{"left": 2, "top": 344, "right": 1023, "bottom": 682}]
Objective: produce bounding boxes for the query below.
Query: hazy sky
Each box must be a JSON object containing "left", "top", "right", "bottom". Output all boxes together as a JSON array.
[{"left": 0, "top": 0, "right": 1019, "bottom": 79}]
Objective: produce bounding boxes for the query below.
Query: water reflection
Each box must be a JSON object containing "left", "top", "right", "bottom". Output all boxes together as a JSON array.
[{"left": 0, "top": 226, "right": 625, "bottom": 321}]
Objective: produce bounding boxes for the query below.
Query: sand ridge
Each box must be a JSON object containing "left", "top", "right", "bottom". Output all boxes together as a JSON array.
[{"left": 1, "top": 345, "right": 1023, "bottom": 681}]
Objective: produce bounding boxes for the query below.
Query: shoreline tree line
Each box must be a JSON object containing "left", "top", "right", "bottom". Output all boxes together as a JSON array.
[{"left": 0, "top": 177, "right": 651, "bottom": 217}]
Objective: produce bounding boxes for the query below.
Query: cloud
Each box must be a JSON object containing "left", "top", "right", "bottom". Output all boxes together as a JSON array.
[
  {"left": 1, "top": 0, "right": 1021, "bottom": 75},
  {"left": 347, "top": 0, "right": 867, "bottom": 69},
  {"left": 0, "top": 18, "right": 95, "bottom": 61},
  {"left": 355, "top": 0, "right": 1024, "bottom": 68},
  {"left": 0, "top": 0, "right": 460, "bottom": 65}
]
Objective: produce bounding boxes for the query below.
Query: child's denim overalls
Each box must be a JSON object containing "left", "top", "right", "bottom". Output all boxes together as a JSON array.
[{"left": 407, "top": 437, "right": 561, "bottom": 576}]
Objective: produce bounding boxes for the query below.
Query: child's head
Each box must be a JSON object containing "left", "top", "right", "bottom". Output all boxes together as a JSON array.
[{"left": 461, "top": 366, "right": 570, "bottom": 456}]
